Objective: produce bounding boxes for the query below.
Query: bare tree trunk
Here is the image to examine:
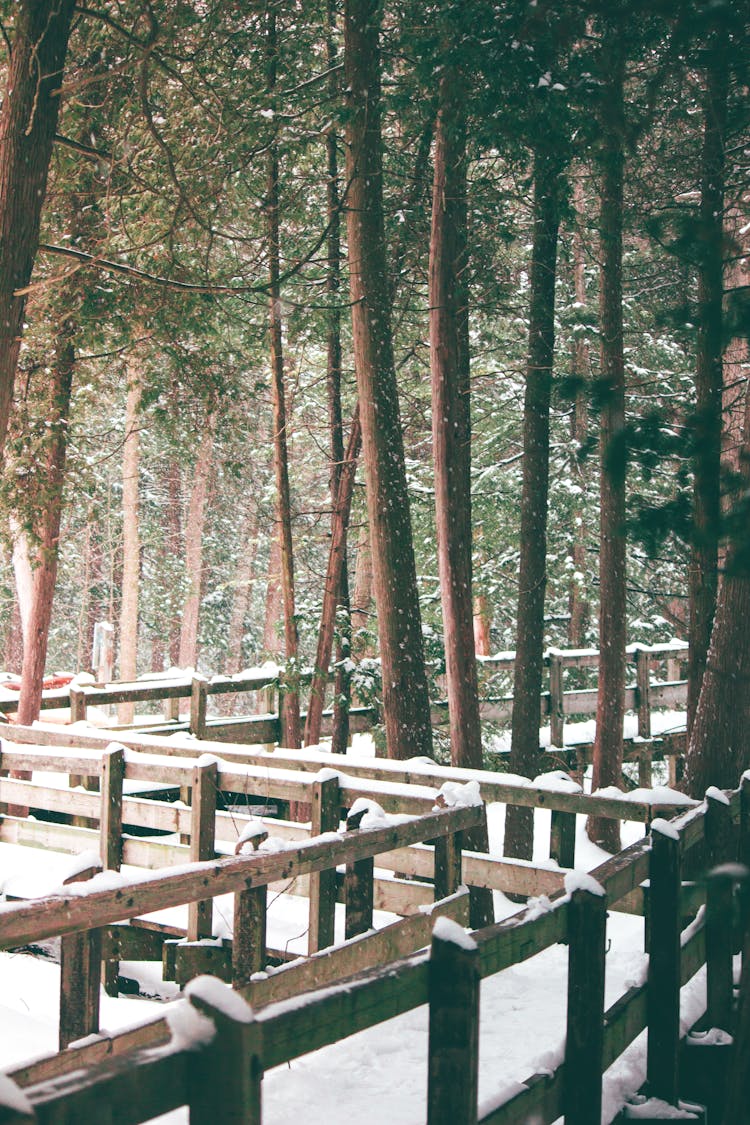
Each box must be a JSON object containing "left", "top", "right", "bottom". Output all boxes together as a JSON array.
[
  {"left": 505, "top": 146, "right": 562, "bottom": 860},
  {"left": 177, "top": 409, "right": 217, "bottom": 671},
  {"left": 473, "top": 594, "right": 492, "bottom": 657},
  {"left": 225, "top": 510, "right": 258, "bottom": 677},
  {"left": 16, "top": 321, "right": 75, "bottom": 725},
  {"left": 351, "top": 525, "right": 374, "bottom": 654},
  {"left": 266, "top": 7, "right": 301, "bottom": 749},
  {"left": 687, "top": 25, "right": 728, "bottom": 736},
  {"left": 305, "top": 407, "right": 362, "bottom": 746},
  {"left": 589, "top": 37, "right": 627, "bottom": 852},
  {"left": 263, "top": 528, "right": 283, "bottom": 658},
  {"left": 10, "top": 522, "right": 33, "bottom": 652},
  {"left": 0, "top": 0, "right": 75, "bottom": 458},
  {"left": 118, "top": 368, "right": 142, "bottom": 722},
  {"left": 344, "top": 0, "right": 432, "bottom": 760},
  {"left": 568, "top": 175, "right": 592, "bottom": 648},
  {"left": 3, "top": 597, "right": 24, "bottom": 676}
]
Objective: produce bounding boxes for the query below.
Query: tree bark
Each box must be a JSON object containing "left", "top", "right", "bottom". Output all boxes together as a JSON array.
[
  {"left": 568, "top": 175, "right": 592, "bottom": 648},
  {"left": 16, "top": 318, "right": 75, "bottom": 726},
  {"left": 588, "top": 36, "right": 627, "bottom": 852},
  {"left": 266, "top": 7, "right": 301, "bottom": 749},
  {"left": 687, "top": 25, "right": 728, "bottom": 736},
  {"left": 118, "top": 368, "right": 142, "bottom": 722},
  {"left": 0, "top": 0, "right": 76, "bottom": 459},
  {"left": 505, "top": 146, "right": 562, "bottom": 860},
  {"left": 177, "top": 409, "right": 217, "bottom": 671},
  {"left": 429, "top": 66, "right": 482, "bottom": 772},
  {"left": 225, "top": 509, "right": 258, "bottom": 677},
  {"left": 344, "top": 0, "right": 433, "bottom": 760}
]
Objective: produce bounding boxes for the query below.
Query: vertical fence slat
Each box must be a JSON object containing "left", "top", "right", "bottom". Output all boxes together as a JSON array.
[
  {"left": 564, "top": 887, "right": 607, "bottom": 1125},
  {"left": 550, "top": 810, "right": 576, "bottom": 869},
  {"left": 99, "top": 745, "right": 124, "bottom": 872},
  {"left": 705, "top": 788, "right": 734, "bottom": 868},
  {"left": 427, "top": 919, "right": 479, "bottom": 1125},
  {"left": 187, "top": 981, "right": 262, "bottom": 1125},
  {"left": 187, "top": 759, "right": 218, "bottom": 942},
  {"left": 434, "top": 830, "right": 462, "bottom": 900},
  {"left": 308, "top": 774, "right": 340, "bottom": 954},
  {"left": 635, "top": 646, "right": 652, "bottom": 739},
  {"left": 549, "top": 652, "right": 564, "bottom": 748},
  {"left": 706, "top": 867, "right": 737, "bottom": 1033},
  {"left": 232, "top": 885, "right": 268, "bottom": 986},
  {"left": 189, "top": 675, "right": 209, "bottom": 740},
  {"left": 59, "top": 926, "right": 102, "bottom": 1050},
  {"left": 344, "top": 810, "right": 374, "bottom": 940},
  {"left": 646, "top": 823, "right": 682, "bottom": 1104}
]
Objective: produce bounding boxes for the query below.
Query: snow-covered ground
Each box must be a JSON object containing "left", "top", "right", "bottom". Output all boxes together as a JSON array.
[{"left": 0, "top": 711, "right": 700, "bottom": 1124}]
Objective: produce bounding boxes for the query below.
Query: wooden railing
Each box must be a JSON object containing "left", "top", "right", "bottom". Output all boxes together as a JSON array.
[
  {"left": 3, "top": 776, "right": 745, "bottom": 1125},
  {"left": 0, "top": 641, "right": 689, "bottom": 751}
]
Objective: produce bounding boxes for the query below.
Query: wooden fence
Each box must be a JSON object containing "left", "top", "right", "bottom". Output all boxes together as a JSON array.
[
  {"left": 0, "top": 640, "right": 689, "bottom": 751},
  {"left": 2, "top": 771, "right": 745, "bottom": 1124}
]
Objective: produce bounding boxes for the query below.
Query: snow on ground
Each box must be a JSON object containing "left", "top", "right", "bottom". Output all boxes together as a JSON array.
[{"left": 0, "top": 714, "right": 696, "bottom": 1124}]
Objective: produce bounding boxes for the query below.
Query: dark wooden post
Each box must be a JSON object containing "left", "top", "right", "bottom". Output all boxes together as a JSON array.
[
  {"left": 550, "top": 810, "right": 576, "bottom": 869},
  {"left": 190, "top": 674, "right": 209, "bottom": 739},
  {"left": 187, "top": 980, "right": 263, "bottom": 1125},
  {"left": 187, "top": 758, "right": 218, "bottom": 942},
  {"left": 564, "top": 886, "right": 607, "bottom": 1124},
  {"left": 58, "top": 864, "right": 103, "bottom": 1050},
  {"left": 233, "top": 885, "right": 268, "bottom": 986},
  {"left": 647, "top": 823, "right": 682, "bottom": 1104},
  {"left": 308, "top": 773, "right": 340, "bottom": 954},
  {"left": 99, "top": 745, "right": 124, "bottom": 871},
  {"left": 427, "top": 918, "right": 480, "bottom": 1125},
  {"left": 705, "top": 788, "right": 734, "bottom": 869},
  {"left": 722, "top": 868, "right": 750, "bottom": 1124},
  {"left": 434, "top": 829, "right": 463, "bottom": 900},
  {"left": 69, "top": 685, "right": 88, "bottom": 724},
  {"left": 740, "top": 775, "right": 750, "bottom": 870},
  {"left": 344, "top": 808, "right": 374, "bottom": 940},
  {"left": 635, "top": 645, "right": 652, "bottom": 739},
  {"left": 549, "top": 651, "right": 565, "bottom": 748},
  {"left": 706, "top": 865, "right": 736, "bottom": 1032}
]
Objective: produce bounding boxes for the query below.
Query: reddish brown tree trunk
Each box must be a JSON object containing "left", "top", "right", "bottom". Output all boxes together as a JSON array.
[
  {"left": 177, "top": 409, "right": 217, "bottom": 671},
  {"left": 266, "top": 7, "right": 301, "bottom": 749},
  {"left": 0, "top": 0, "right": 76, "bottom": 459},
  {"left": 344, "top": 0, "right": 432, "bottom": 760},
  {"left": 118, "top": 368, "right": 142, "bottom": 722},
  {"left": 568, "top": 176, "right": 592, "bottom": 648},
  {"left": 687, "top": 27, "right": 729, "bottom": 735},
  {"left": 589, "top": 39, "right": 627, "bottom": 852},
  {"left": 16, "top": 321, "right": 75, "bottom": 726},
  {"left": 505, "top": 146, "right": 562, "bottom": 860}
]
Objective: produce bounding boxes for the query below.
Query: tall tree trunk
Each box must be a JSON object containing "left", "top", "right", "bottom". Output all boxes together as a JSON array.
[
  {"left": 266, "top": 7, "right": 301, "bottom": 749},
  {"left": 225, "top": 509, "right": 258, "bottom": 677},
  {"left": 588, "top": 37, "right": 627, "bottom": 852},
  {"left": 429, "top": 67, "right": 482, "bottom": 772},
  {"left": 686, "top": 378, "right": 750, "bottom": 796},
  {"left": 118, "top": 367, "right": 142, "bottom": 722},
  {"left": 165, "top": 459, "right": 183, "bottom": 668},
  {"left": 687, "top": 25, "right": 728, "bottom": 735},
  {"left": 0, "top": 0, "right": 76, "bottom": 459},
  {"left": 568, "top": 175, "right": 592, "bottom": 648},
  {"left": 504, "top": 147, "right": 562, "bottom": 860},
  {"left": 177, "top": 409, "right": 217, "bottom": 670},
  {"left": 351, "top": 525, "right": 374, "bottom": 653},
  {"left": 344, "top": 0, "right": 432, "bottom": 760},
  {"left": 16, "top": 319, "right": 75, "bottom": 725},
  {"left": 304, "top": 407, "right": 362, "bottom": 746}
]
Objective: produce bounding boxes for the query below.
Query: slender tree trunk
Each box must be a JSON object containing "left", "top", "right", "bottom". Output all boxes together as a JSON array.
[
  {"left": 351, "top": 525, "right": 374, "bottom": 653},
  {"left": 3, "top": 597, "right": 24, "bottom": 675},
  {"left": 473, "top": 593, "right": 492, "bottom": 657},
  {"left": 344, "top": 0, "right": 432, "bottom": 760},
  {"left": 118, "top": 368, "right": 142, "bottom": 722},
  {"left": 687, "top": 27, "right": 728, "bottom": 735},
  {"left": 305, "top": 407, "right": 362, "bottom": 746},
  {"left": 266, "top": 8, "right": 301, "bottom": 749},
  {"left": 429, "top": 68, "right": 482, "bottom": 772},
  {"left": 568, "top": 176, "right": 592, "bottom": 648},
  {"left": 686, "top": 378, "right": 750, "bottom": 796},
  {"left": 588, "top": 39, "right": 627, "bottom": 852},
  {"left": 177, "top": 409, "right": 217, "bottom": 670},
  {"left": 225, "top": 510, "right": 258, "bottom": 677},
  {"left": 0, "top": 0, "right": 76, "bottom": 459},
  {"left": 165, "top": 460, "right": 183, "bottom": 668},
  {"left": 10, "top": 522, "right": 33, "bottom": 651},
  {"left": 263, "top": 528, "right": 283, "bottom": 658},
  {"left": 16, "top": 319, "right": 75, "bottom": 725},
  {"left": 505, "top": 147, "right": 562, "bottom": 860}
]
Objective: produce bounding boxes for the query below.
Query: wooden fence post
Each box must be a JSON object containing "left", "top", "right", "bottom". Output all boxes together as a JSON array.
[
  {"left": 233, "top": 886, "right": 268, "bottom": 987},
  {"left": 69, "top": 685, "right": 88, "bottom": 724},
  {"left": 427, "top": 917, "right": 479, "bottom": 1125},
  {"left": 706, "top": 865, "right": 737, "bottom": 1033},
  {"left": 308, "top": 774, "right": 340, "bottom": 954},
  {"left": 190, "top": 675, "right": 209, "bottom": 739},
  {"left": 564, "top": 886, "right": 607, "bottom": 1125},
  {"left": 550, "top": 810, "right": 576, "bottom": 870},
  {"left": 58, "top": 865, "right": 103, "bottom": 1050},
  {"left": 344, "top": 809, "right": 374, "bottom": 940},
  {"left": 186, "top": 979, "right": 262, "bottom": 1125},
  {"left": 740, "top": 774, "right": 750, "bottom": 870},
  {"left": 100, "top": 744, "right": 125, "bottom": 996},
  {"left": 549, "top": 652, "right": 565, "bottom": 748},
  {"left": 646, "top": 822, "right": 682, "bottom": 1104},
  {"left": 187, "top": 759, "right": 218, "bottom": 942},
  {"left": 705, "top": 788, "right": 734, "bottom": 869},
  {"left": 434, "top": 830, "right": 462, "bottom": 900},
  {"left": 635, "top": 645, "right": 652, "bottom": 739}
]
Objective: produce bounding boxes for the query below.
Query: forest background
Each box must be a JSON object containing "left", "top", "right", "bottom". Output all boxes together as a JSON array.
[{"left": 0, "top": 0, "right": 748, "bottom": 852}]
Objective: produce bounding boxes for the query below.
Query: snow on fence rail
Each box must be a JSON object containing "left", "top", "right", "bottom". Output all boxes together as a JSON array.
[
  {"left": 2, "top": 778, "right": 746, "bottom": 1125},
  {"left": 0, "top": 641, "right": 689, "bottom": 752}
]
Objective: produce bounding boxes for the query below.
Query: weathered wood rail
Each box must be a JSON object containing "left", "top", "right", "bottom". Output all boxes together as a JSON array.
[
  {"left": 2, "top": 775, "right": 745, "bottom": 1125},
  {"left": 0, "top": 640, "right": 688, "bottom": 752}
]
